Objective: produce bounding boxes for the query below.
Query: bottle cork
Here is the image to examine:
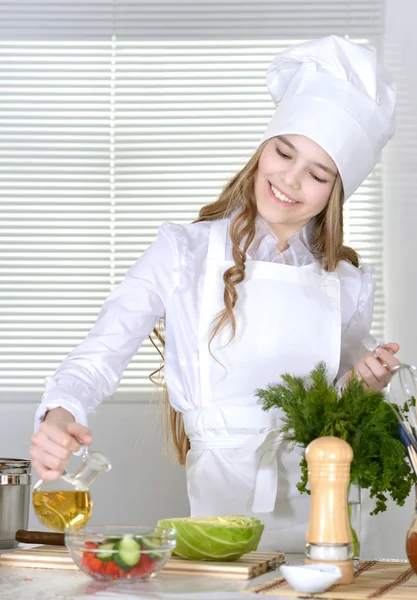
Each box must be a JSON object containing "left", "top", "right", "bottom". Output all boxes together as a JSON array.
[{"left": 305, "top": 436, "right": 354, "bottom": 584}]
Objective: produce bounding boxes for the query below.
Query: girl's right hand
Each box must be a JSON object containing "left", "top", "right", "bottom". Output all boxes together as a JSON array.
[{"left": 30, "top": 407, "right": 92, "bottom": 481}]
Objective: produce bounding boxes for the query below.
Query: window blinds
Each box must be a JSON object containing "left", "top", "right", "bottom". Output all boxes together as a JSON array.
[{"left": 0, "top": 0, "right": 383, "bottom": 396}]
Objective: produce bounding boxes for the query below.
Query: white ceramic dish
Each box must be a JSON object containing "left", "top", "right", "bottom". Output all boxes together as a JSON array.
[{"left": 279, "top": 563, "right": 342, "bottom": 594}]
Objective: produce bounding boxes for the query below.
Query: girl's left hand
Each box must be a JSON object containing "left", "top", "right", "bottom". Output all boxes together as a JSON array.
[{"left": 353, "top": 342, "right": 400, "bottom": 392}]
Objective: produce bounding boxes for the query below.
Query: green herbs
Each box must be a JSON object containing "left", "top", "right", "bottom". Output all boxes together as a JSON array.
[{"left": 256, "top": 362, "right": 417, "bottom": 515}]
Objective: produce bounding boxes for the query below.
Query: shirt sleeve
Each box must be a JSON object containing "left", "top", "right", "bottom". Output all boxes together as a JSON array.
[
  {"left": 335, "top": 261, "right": 376, "bottom": 385},
  {"left": 34, "top": 223, "right": 182, "bottom": 431}
]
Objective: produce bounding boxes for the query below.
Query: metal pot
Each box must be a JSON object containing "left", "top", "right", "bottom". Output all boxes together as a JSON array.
[{"left": 0, "top": 458, "right": 31, "bottom": 549}]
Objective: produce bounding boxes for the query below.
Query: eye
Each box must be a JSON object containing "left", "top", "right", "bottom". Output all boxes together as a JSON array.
[
  {"left": 276, "top": 147, "right": 291, "bottom": 159},
  {"left": 311, "top": 173, "right": 327, "bottom": 184}
]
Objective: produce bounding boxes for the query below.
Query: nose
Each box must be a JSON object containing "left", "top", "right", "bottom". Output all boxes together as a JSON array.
[{"left": 280, "top": 164, "right": 301, "bottom": 190}]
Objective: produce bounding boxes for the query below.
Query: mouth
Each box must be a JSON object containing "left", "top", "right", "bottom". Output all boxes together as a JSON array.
[{"left": 268, "top": 181, "right": 300, "bottom": 206}]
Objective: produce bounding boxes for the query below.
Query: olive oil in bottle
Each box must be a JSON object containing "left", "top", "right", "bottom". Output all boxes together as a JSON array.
[
  {"left": 32, "top": 490, "right": 93, "bottom": 532},
  {"left": 32, "top": 450, "right": 111, "bottom": 532}
]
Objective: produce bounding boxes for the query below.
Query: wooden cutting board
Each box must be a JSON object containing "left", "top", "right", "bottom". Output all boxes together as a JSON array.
[
  {"left": 0, "top": 545, "right": 285, "bottom": 580},
  {"left": 248, "top": 560, "right": 417, "bottom": 598}
]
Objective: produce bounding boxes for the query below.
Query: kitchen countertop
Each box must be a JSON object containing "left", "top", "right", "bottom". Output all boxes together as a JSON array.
[{"left": 0, "top": 547, "right": 301, "bottom": 600}]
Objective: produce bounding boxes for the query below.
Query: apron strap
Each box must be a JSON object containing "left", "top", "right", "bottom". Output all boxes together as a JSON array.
[
  {"left": 199, "top": 219, "right": 229, "bottom": 405},
  {"left": 207, "top": 219, "right": 229, "bottom": 261}
]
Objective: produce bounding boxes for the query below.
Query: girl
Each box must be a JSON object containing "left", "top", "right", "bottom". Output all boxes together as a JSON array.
[{"left": 30, "top": 35, "right": 399, "bottom": 552}]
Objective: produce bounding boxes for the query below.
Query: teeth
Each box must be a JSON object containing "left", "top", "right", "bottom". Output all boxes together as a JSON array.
[{"left": 270, "top": 183, "right": 297, "bottom": 204}]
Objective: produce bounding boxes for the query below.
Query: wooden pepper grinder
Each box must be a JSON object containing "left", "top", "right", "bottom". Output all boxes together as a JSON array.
[{"left": 304, "top": 436, "right": 354, "bottom": 584}]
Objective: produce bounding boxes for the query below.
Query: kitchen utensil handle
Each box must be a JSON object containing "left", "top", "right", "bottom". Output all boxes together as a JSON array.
[{"left": 15, "top": 529, "right": 65, "bottom": 546}]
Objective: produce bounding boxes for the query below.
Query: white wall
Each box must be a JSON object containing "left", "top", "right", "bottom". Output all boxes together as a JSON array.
[
  {"left": 384, "top": 0, "right": 417, "bottom": 362},
  {"left": 376, "top": 0, "right": 417, "bottom": 559}
]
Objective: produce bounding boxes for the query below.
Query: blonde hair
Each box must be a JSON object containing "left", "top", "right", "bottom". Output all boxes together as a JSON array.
[{"left": 151, "top": 141, "right": 359, "bottom": 465}]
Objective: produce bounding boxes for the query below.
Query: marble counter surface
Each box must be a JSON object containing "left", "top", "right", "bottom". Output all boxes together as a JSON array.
[{"left": 0, "top": 548, "right": 300, "bottom": 600}]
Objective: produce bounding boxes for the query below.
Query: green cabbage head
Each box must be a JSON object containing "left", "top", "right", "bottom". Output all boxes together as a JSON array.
[{"left": 157, "top": 515, "right": 264, "bottom": 561}]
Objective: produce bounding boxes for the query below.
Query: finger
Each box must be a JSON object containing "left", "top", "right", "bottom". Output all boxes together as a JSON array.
[
  {"left": 355, "top": 362, "right": 380, "bottom": 391},
  {"left": 364, "top": 355, "right": 391, "bottom": 384},
  {"left": 31, "top": 430, "right": 72, "bottom": 462},
  {"left": 29, "top": 446, "right": 67, "bottom": 473},
  {"left": 31, "top": 460, "right": 62, "bottom": 482},
  {"left": 40, "top": 421, "right": 85, "bottom": 453},
  {"left": 354, "top": 362, "right": 369, "bottom": 387},
  {"left": 383, "top": 342, "right": 400, "bottom": 355},
  {"left": 375, "top": 347, "right": 400, "bottom": 371},
  {"left": 66, "top": 423, "right": 93, "bottom": 446}
]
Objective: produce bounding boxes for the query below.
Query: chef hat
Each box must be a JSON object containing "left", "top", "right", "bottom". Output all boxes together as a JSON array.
[{"left": 261, "top": 35, "right": 397, "bottom": 200}]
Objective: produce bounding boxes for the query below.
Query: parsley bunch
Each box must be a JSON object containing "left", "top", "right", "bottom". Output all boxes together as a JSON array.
[{"left": 256, "top": 362, "right": 417, "bottom": 515}]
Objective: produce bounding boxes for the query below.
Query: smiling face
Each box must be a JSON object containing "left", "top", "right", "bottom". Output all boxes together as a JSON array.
[{"left": 254, "top": 134, "right": 338, "bottom": 242}]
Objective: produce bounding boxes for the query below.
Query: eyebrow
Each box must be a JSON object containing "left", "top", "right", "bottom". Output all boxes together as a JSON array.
[{"left": 277, "top": 136, "right": 338, "bottom": 178}]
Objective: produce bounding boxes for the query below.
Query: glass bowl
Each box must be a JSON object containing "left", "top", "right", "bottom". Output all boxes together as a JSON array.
[{"left": 65, "top": 525, "right": 176, "bottom": 582}]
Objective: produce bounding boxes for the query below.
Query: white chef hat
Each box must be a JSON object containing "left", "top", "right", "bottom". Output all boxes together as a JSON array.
[{"left": 261, "top": 35, "right": 397, "bottom": 200}]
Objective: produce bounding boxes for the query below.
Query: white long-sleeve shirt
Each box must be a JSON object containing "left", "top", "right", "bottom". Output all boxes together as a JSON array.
[{"left": 34, "top": 216, "right": 375, "bottom": 430}]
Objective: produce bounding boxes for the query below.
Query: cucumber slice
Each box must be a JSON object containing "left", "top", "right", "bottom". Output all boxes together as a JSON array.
[
  {"left": 114, "top": 536, "right": 141, "bottom": 570},
  {"left": 141, "top": 536, "right": 164, "bottom": 560},
  {"left": 113, "top": 553, "right": 132, "bottom": 572},
  {"left": 96, "top": 542, "right": 115, "bottom": 562}
]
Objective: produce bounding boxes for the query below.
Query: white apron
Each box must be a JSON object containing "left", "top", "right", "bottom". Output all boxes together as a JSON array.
[{"left": 182, "top": 219, "right": 341, "bottom": 552}]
